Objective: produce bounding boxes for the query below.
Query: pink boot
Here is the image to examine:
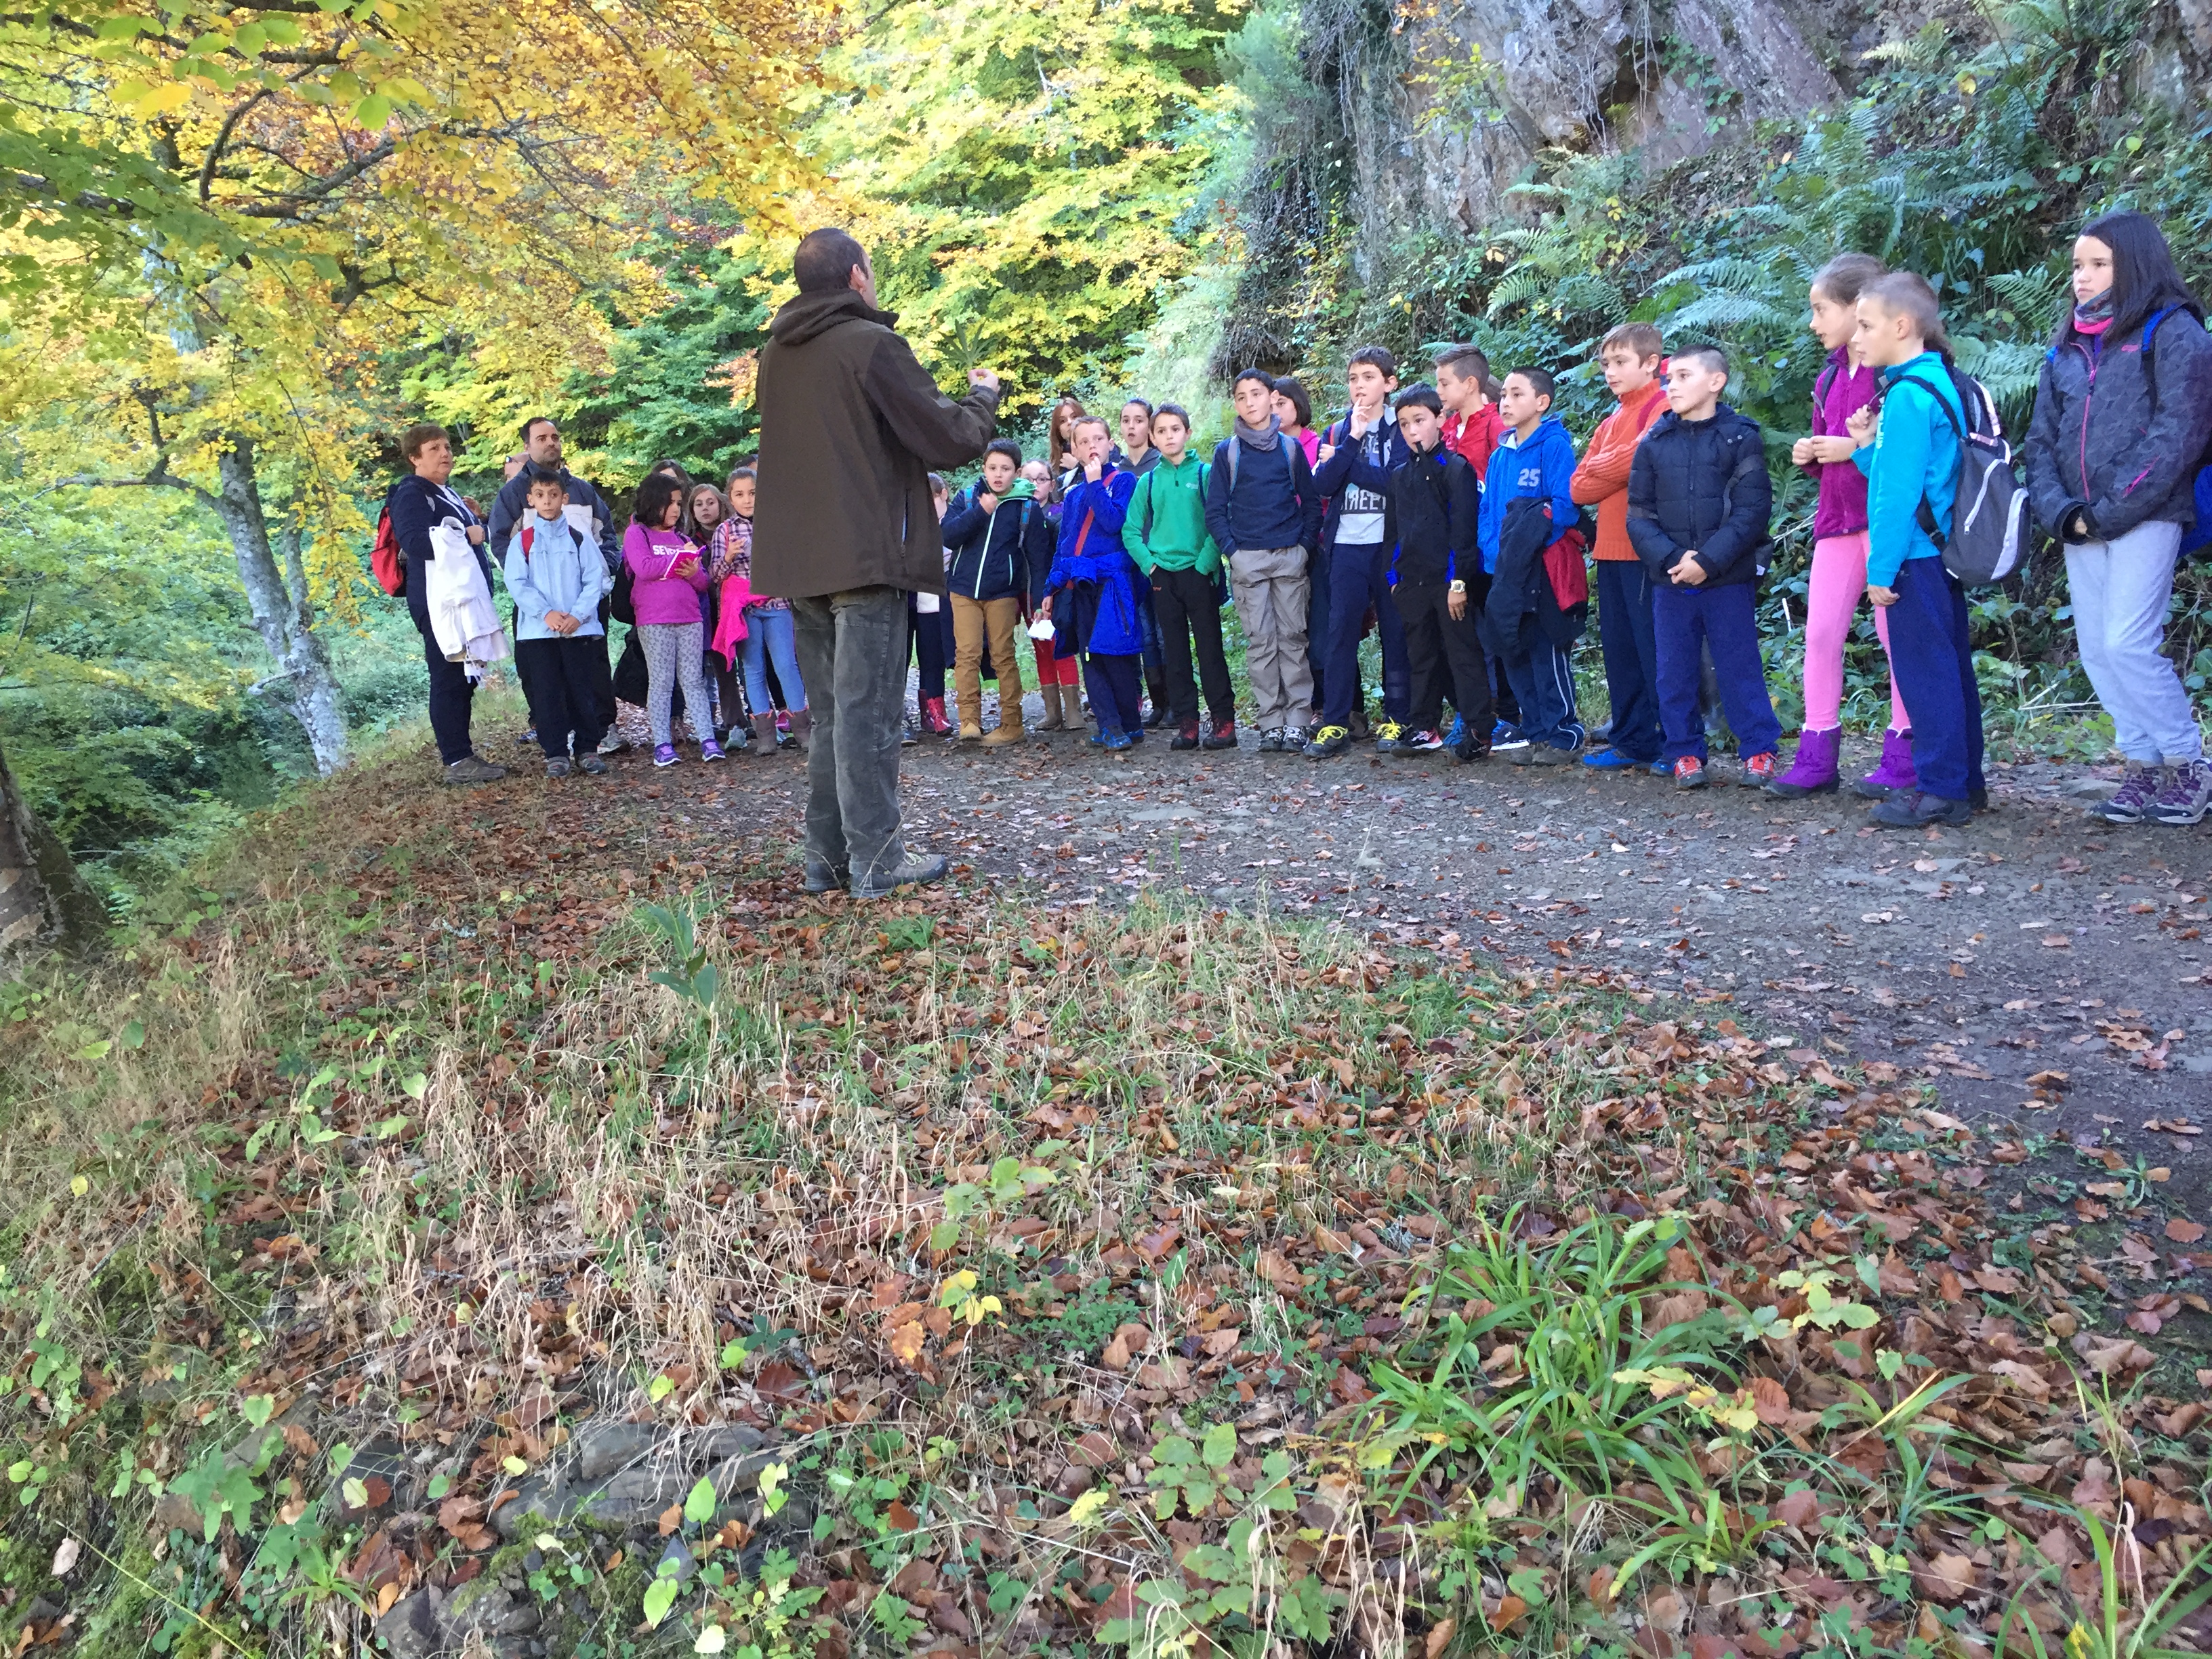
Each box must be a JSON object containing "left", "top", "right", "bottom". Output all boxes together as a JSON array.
[
  {"left": 1766, "top": 726, "right": 1841, "bottom": 798},
  {"left": 1854, "top": 728, "right": 1917, "bottom": 799}
]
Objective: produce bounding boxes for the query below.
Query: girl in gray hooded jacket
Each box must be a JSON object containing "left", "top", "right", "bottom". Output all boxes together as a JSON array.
[{"left": 2027, "top": 210, "right": 2212, "bottom": 827}]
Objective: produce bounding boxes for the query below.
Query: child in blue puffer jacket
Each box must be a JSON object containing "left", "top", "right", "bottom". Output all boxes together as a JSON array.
[
  {"left": 1041, "top": 416, "right": 1143, "bottom": 747},
  {"left": 505, "top": 468, "right": 611, "bottom": 775}
]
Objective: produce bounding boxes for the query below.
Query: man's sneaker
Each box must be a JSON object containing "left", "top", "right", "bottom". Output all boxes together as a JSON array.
[
  {"left": 1673, "top": 756, "right": 1708, "bottom": 790},
  {"left": 1399, "top": 728, "right": 1446, "bottom": 752},
  {"left": 1870, "top": 790, "right": 1973, "bottom": 828},
  {"left": 1492, "top": 720, "right": 1530, "bottom": 751},
  {"left": 1103, "top": 730, "right": 1136, "bottom": 752},
  {"left": 2091, "top": 764, "right": 2167, "bottom": 824},
  {"left": 1202, "top": 720, "right": 1238, "bottom": 750},
  {"left": 852, "top": 853, "right": 948, "bottom": 900},
  {"left": 1738, "top": 752, "right": 1778, "bottom": 787},
  {"left": 1581, "top": 747, "right": 1643, "bottom": 771},
  {"left": 442, "top": 755, "right": 507, "bottom": 785},
  {"left": 545, "top": 756, "right": 571, "bottom": 778},
  {"left": 701, "top": 739, "right": 726, "bottom": 762},
  {"left": 516, "top": 726, "right": 538, "bottom": 747},
  {"left": 1373, "top": 720, "right": 1405, "bottom": 755},
  {"left": 653, "top": 743, "right": 679, "bottom": 767},
  {"left": 598, "top": 731, "right": 628, "bottom": 756},
  {"left": 2149, "top": 759, "right": 2212, "bottom": 825},
  {"left": 802, "top": 860, "right": 850, "bottom": 894},
  {"left": 1172, "top": 720, "right": 1202, "bottom": 752},
  {"left": 1304, "top": 725, "right": 1351, "bottom": 758},
  {"left": 578, "top": 754, "right": 609, "bottom": 776}
]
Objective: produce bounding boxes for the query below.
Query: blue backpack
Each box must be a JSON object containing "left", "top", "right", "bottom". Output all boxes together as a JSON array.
[{"left": 2137, "top": 307, "right": 2212, "bottom": 560}]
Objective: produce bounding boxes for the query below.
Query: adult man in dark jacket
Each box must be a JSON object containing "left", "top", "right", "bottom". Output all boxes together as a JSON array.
[
  {"left": 1625, "top": 347, "right": 1782, "bottom": 785},
  {"left": 752, "top": 228, "right": 1000, "bottom": 898},
  {"left": 486, "top": 417, "right": 623, "bottom": 751}
]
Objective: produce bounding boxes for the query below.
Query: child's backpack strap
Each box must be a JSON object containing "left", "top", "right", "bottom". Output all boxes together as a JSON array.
[{"left": 519, "top": 525, "right": 535, "bottom": 560}]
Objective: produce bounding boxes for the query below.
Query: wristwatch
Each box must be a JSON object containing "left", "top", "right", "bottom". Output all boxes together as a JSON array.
[{"left": 1448, "top": 580, "right": 1467, "bottom": 594}]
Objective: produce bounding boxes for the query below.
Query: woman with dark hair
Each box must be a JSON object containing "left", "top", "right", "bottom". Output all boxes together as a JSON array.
[
  {"left": 2027, "top": 209, "right": 2212, "bottom": 826},
  {"left": 386, "top": 423, "right": 506, "bottom": 783},
  {"left": 1271, "top": 377, "right": 1319, "bottom": 467}
]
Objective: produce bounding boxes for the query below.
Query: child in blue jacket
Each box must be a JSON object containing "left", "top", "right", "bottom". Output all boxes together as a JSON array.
[
  {"left": 504, "top": 468, "right": 611, "bottom": 775},
  {"left": 1042, "top": 416, "right": 1144, "bottom": 747},
  {"left": 941, "top": 438, "right": 1054, "bottom": 745},
  {"left": 1477, "top": 368, "right": 1585, "bottom": 759},
  {"left": 1851, "top": 272, "right": 1985, "bottom": 827}
]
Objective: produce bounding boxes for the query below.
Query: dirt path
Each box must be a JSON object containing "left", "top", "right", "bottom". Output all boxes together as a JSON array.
[{"left": 606, "top": 705, "right": 2212, "bottom": 1214}]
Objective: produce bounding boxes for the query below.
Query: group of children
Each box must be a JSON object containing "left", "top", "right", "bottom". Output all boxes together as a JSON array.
[{"left": 493, "top": 211, "right": 2212, "bottom": 835}]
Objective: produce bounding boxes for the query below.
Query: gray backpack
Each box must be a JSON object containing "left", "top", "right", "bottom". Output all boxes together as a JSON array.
[{"left": 1892, "top": 368, "right": 2029, "bottom": 586}]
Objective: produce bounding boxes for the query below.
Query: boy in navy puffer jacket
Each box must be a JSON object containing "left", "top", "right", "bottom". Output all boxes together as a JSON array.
[
  {"left": 1626, "top": 346, "right": 1783, "bottom": 790},
  {"left": 941, "top": 438, "right": 1052, "bottom": 745}
]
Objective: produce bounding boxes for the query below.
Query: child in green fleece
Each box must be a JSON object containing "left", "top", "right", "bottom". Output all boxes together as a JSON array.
[{"left": 1124, "top": 404, "right": 1235, "bottom": 750}]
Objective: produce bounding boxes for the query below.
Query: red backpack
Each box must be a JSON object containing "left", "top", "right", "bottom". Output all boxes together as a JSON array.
[{"left": 371, "top": 504, "right": 405, "bottom": 596}]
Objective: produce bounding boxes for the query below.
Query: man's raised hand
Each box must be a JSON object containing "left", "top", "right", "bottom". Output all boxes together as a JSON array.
[{"left": 969, "top": 368, "right": 1001, "bottom": 394}]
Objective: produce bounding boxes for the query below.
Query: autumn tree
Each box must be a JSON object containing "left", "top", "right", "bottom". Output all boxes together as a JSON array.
[{"left": 0, "top": 0, "right": 828, "bottom": 773}]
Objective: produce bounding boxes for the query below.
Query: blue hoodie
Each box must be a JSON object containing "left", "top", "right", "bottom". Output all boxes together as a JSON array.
[
  {"left": 1855, "top": 350, "right": 1963, "bottom": 587},
  {"left": 1047, "top": 466, "right": 1145, "bottom": 656},
  {"left": 504, "top": 511, "right": 608, "bottom": 641},
  {"left": 1477, "top": 416, "right": 1579, "bottom": 573}
]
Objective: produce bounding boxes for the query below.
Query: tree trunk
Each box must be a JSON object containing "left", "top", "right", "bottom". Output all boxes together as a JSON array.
[
  {"left": 0, "top": 729, "right": 105, "bottom": 976},
  {"left": 211, "top": 439, "right": 350, "bottom": 774}
]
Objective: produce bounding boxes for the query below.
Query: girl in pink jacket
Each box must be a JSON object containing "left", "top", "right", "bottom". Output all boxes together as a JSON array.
[{"left": 625, "top": 472, "right": 720, "bottom": 764}]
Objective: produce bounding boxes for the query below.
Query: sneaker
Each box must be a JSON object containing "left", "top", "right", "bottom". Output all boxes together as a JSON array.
[
  {"left": 1399, "top": 727, "right": 1445, "bottom": 752},
  {"left": 1443, "top": 714, "right": 1468, "bottom": 752},
  {"left": 1088, "top": 729, "right": 1109, "bottom": 747},
  {"left": 1673, "top": 756, "right": 1708, "bottom": 790},
  {"left": 1103, "top": 730, "right": 1136, "bottom": 752},
  {"left": 1303, "top": 725, "right": 1351, "bottom": 758},
  {"left": 1581, "top": 747, "right": 1644, "bottom": 771},
  {"left": 701, "top": 739, "right": 726, "bottom": 762},
  {"left": 442, "top": 755, "right": 507, "bottom": 785},
  {"left": 516, "top": 726, "right": 538, "bottom": 747},
  {"left": 1738, "top": 752, "right": 1778, "bottom": 787},
  {"left": 852, "top": 853, "right": 948, "bottom": 900},
  {"left": 545, "top": 756, "right": 571, "bottom": 778},
  {"left": 653, "top": 743, "right": 679, "bottom": 767},
  {"left": 802, "top": 859, "right": 850, "bottom": 894},
  {"left": 1201, "top": 720, "right": 1238, "bottom": 750},
  {"left": 2148, "top": 758, "right": 2212, "bottom": 825},
  {"left": 578, "top": 754, "right": 609, "bottom": 776},
  {"left": 1256, "top": 727, "right": 1286, "bottom": 754},
  {"left": 1649, "top": 759, "right": 1672, "bottom": 777},
  {"left": 1870, "top": 790, "right": 1972, "bottom": 828},
  {"left": 1172, "top": 720, "right": 1201, "bottom": 752},
  {"left": 1373, "top": 720, "right": 1405, "bottom": 755},
  {"left": 1347, "top": 708, "right": 1372, "bottom": 742},
  {"left": 902, "top": 718, "right": 920, "bottom": 747},
  {"left": 2092, "top": 763, "right": 2167, "bottom": 824},
  {"left": 1492, "top": 721, "right": 1530, "bottom": 752},
  {"left": 597, "top": 731, "right": 628, "bottom": 756},
  {"left": 1452, "top": 733, "right": 1491, "bottom": 763},
  {"left": 1517, "top": 740, "right": 1580, "bottom": 766}
]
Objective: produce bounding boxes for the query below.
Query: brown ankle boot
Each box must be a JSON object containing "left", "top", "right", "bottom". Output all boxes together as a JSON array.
[
  {"left": 753, "top": 712, "right": 779, "bottom": 752},
  {"left": 790, "top": 708, "right": 813, "bottom": 750},
  {"left": 982, "top": 699, "right": 1026, "bottom": 746}
]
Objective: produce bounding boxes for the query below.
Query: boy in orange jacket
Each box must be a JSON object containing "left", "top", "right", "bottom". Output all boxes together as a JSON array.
[{"left": 1571, "top": 323, "right": 1670, "bottom": 772}]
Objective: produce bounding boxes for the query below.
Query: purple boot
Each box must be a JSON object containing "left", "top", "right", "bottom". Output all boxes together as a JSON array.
[
  {"left": 1766, "top": 726, "right": 1841, "bottom": 798},
  {"left": 1853, "top": 728, "right": 1917, "bottom": 799}
]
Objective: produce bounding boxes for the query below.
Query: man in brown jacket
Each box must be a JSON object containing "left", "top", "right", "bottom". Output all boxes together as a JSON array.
[{"left": 752, "top": 229, "right": 1000, "bottom": 898}]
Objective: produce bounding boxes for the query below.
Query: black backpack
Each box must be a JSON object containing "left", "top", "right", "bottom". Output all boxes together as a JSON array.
[{"left": 1888, "top": 363, "right": 2030, "bottom": 586}]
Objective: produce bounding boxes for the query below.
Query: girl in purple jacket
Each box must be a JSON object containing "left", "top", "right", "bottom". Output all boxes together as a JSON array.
[
  {"left": 625, "top": 472, "right": 720, "bottom": 765},
  {"left": 1768, "top": 253, "right": 1915, "bottom": 799}
]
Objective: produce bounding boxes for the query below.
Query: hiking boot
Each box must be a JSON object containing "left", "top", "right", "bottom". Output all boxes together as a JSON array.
[
  {"left": 1870, "top": 790, "right": 1973, "bottom": 828},
  {"left": 958, "top": 720, "right": 984, "bottom": 742},
  {"left": 1304, "top": 725, "right": 1351, "bottom": 758},
  {"left": 1738, "top": 752, "right": 1778, "bottom": 787},
  {"left": 443, "top": 754, "right": 507, "bottom": 785},
  {"left": 1202, "top": 719, "right": 1238, "bottom": 750},
  {"left": 545, "top": 756, "right": 571, "bottom": 778},
  {"left": 1855, "top": 729, "right": 1917, "bottom": 798},
  {"left": 700, "top": 739, "right": 726, "bottom": 762},
  {"left": 1673, "top": 756, "right": 1708, "bottom": 790},
  {"left": 1373, "top": 719, "right": 1405, "bottom": 755},
  {"left": 1171, "top": 720, "right": 1202, "bottom": 751},
  {"left": 853, "top": 853, "right": 948, "bottom": 899},
  {"left": 653, "top": 743, "right": 678, "bottom": 767},
  {"left": 578, "top": 754, "right": 609, "bottom": 776},
  {"left": 1767, "top": 726, "right": 1841, "bottom": 797},
  {"left": 803, "top": 859, "right": 850, "bottom": 894},
  {"left": 1399, "top": 727, "right": 1445, "bottom": 752},
  {"left": 2149, "top": 758, "right": 2212, "bottom": 825},
  {"left": 2084, "top": 762, "right": 2162, "bottom": 823}
]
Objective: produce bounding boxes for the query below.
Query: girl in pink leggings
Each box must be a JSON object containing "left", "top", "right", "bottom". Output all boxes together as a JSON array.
[{"left": 1768, "top": 253, "right": 1915, "bottom": 798}]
